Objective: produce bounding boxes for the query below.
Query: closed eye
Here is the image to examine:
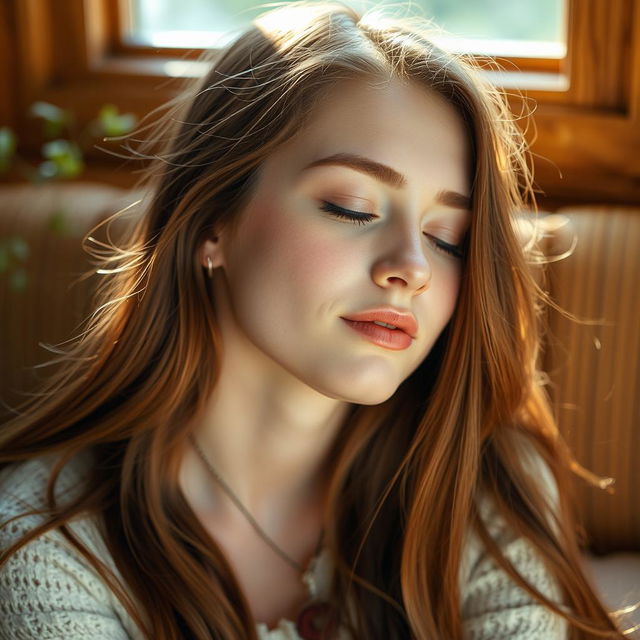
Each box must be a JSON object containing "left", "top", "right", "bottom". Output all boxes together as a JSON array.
[
  {"left": 319, "top": 201, "right": 375, "bottom": 225},
  {"left": 319, "top": 201, "right": 466, "bottom": 259},
  {"left": 424, "top": 234, "right": 465, "bottom": 259}
]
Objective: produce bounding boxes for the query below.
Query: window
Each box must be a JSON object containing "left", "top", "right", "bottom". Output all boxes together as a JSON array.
[
  {"left": 4, "top": 0, "right": 639, "bottom": 205},
  {"left": 125, "top": 0, "right": 567, "bottom": 58}
]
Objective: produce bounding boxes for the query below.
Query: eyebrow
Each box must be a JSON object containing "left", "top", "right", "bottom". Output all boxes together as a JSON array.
[{"left": 301, "top": 152, "right": 472, "bottom": 211}]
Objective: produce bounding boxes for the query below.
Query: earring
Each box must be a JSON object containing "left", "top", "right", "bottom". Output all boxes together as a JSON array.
[{"left": 206, "top": 256, "right": 213, "bottom": 279}]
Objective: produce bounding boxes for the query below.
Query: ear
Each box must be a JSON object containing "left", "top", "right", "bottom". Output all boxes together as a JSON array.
[{"left": 199, "top": 234, "right": 226, "bottom": 271}]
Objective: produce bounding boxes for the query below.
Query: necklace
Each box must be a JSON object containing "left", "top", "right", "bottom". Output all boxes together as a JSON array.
[{"left": 189, "top": 433, "right": 338, "bottom": 639}]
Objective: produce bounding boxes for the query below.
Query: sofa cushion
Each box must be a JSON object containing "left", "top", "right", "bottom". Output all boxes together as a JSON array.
[{"left": 583, "top": 552, "right": 640, "bottom": 638}]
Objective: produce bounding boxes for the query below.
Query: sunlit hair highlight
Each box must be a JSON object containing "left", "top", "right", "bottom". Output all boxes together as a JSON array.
[{"left": 0, "top": 1, "right": 630, "bottom": 638}]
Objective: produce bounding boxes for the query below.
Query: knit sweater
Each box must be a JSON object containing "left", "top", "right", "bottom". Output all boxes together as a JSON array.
[{"left": 0, "top": 448, "right": 568, "bottom": 640}]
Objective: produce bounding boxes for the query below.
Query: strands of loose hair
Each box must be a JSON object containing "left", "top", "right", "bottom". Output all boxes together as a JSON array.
[{"left": 0, "top": 1, "right": 632, "bottom": 638}]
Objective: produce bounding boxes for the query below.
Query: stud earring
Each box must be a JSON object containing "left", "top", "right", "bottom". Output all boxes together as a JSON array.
[{"left": 206, "top": 256, "right": 213, "bottom": 279}]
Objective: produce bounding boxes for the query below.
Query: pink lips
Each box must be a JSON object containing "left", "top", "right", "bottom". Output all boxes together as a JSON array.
[{"left": 340, "top": 307, "right": 418, "bottom": 351}]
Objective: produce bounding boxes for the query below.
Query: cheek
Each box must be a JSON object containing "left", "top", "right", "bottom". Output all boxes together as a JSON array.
[
  {"left": 445, "top": 267, "right": 463, "bottom": 314},
  {"left": 229, "top": 203, "right": 352, "bottom": 307},
  {"left": 444, "top": 264, "right": 463, "bottom": 307},
  {"left": 276, "top": 204, "right": 352, "bottom": 275},
  {"left": 425, "top": 262, "right": 463, "bottom": 325}
]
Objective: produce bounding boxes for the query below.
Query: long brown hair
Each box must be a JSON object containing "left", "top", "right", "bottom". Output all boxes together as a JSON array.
[{"left": 0, "top": 2, "right": 629, "bottom": 638}]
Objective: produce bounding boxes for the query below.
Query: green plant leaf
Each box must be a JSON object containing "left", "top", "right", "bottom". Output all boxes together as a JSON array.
[
  {"left": 30, "top": 101, "right": 65, "bottom": 121},
  {"left": 0, "top": 127, "right": 17, "bottom": 171},
  {"left": 42, "top": 139, "right": 72, "bottom": 159},
  {"left": 97, "top": 104, "right": 138, "bottom": 136},
  {"left": 30, "top": 101, "right": 71, "bottom": 138},
  {"left": 41, "top": 140, "right": 84, "bottom": 178},
  {"left": 37, "top": 160, "right": 58, "bottom": 180}
]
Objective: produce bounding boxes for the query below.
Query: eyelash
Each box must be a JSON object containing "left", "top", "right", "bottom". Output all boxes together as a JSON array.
[{"left": 319, "top": 201, "right": 466, "bottom": 259}]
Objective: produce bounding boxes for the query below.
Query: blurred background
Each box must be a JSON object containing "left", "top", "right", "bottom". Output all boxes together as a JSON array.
[{"left": 0, "top": 0, "right": 639, "bottom": 635}]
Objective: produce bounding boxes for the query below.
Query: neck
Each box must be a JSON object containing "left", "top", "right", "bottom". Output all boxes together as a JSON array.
[{"left": 178, "top": 371, "right": 352, "bottom": 532}]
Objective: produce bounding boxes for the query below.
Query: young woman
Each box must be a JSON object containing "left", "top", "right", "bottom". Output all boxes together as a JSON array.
[{"left": 0, "top": 2, "right": 629, "bottom": 638}]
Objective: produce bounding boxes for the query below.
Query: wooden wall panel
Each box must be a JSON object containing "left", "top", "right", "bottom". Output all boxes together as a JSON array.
[
  {"left": 0, "top": 1, "right": 18, "bottom": 129},
  {"left": 566, "top": 0, "right": 634, "bottom": 110}
]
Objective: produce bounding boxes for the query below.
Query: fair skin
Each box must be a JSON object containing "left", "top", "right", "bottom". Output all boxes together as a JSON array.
[{"left": 178, "top": 76, "right": 471, "bottom": 628}]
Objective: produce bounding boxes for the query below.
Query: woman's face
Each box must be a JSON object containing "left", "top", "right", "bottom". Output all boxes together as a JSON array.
[{"left": 204, "top": 77, "right": 471, "bottom": 405}]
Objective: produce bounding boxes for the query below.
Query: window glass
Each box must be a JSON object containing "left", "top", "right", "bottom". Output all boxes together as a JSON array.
[{"left": 126, "top": 0, "right": 566, "bottom": 57}]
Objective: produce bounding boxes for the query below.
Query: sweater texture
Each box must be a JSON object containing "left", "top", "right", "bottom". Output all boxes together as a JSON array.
[{"left": 0, "top": 447, "right": 568, "bottom": 639}]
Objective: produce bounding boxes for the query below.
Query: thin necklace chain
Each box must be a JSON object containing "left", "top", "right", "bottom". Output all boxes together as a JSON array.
[{"left": 189, "top": 433, "right": 324, "bottom": 575}]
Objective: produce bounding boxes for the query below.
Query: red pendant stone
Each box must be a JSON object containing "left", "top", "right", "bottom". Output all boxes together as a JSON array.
[{"left": 295, "top": 601, "right": 338, "bottom": 640}]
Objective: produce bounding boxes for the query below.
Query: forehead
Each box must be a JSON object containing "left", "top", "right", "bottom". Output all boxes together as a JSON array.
[{"left": 264, "top": 77, "right": 472, "bottom": 197}]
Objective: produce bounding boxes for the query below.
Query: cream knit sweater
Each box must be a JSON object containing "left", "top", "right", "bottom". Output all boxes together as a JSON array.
[{"left": 0, "top": 447, "right": 568, "bottom": 640}]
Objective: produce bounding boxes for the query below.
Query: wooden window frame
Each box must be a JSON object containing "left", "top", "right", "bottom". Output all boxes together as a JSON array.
[{"left": 3, "top": 0, "right": 639, "bottom": 204}]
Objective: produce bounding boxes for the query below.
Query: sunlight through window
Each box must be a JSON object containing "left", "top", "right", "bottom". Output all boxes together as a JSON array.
[{"left": 124, "top": 0, "right": 566, "bottom": 58}]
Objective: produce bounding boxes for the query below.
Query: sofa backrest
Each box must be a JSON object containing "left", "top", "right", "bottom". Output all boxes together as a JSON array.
[
  {"left": 542, "top": 205, "right": 640, "bottom": 553},
  {"left": 0, "top": 183, "right": 139, "bottom": 420}
]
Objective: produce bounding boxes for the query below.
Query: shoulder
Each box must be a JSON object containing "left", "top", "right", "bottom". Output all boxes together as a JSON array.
[
  {"left": 0, "top": 450, "right": 91, "bottom": 516},
  {"left": 0, "top": 451, "right": 140, "bottom": 640},
  {"left": 0, "top": 450, "right": 98, "bottom": 561},
  {"left": 459, "top": 435, "right": 568, "bottom": 639}
]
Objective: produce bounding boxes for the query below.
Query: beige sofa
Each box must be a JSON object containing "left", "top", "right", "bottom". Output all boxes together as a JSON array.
[{"left": 1, "top": 182, "right": 638, "bottom": 634}]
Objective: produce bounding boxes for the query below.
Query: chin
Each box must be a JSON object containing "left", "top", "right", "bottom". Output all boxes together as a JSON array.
[{"left": 330, "top": 386, "right": 399, "bottom": 406}]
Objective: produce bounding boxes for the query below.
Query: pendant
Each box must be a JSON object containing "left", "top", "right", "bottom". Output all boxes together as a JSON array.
[
  {"left": 295, "top": 601, "right": 338, "bottom": 640},
  {"left": 297, "top": 545, "right": 338, "bottom": 638}
]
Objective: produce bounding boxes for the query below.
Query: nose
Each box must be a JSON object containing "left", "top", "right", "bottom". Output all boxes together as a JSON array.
[{"left": 371, "top": 224, "right": 432, "bottom": 295}]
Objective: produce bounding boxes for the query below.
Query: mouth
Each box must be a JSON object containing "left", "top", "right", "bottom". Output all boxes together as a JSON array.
[
  {"left": 340, "top": 308, "right": 418, "bottom": 339},
  {"left": 340, "top": 318, "right": 413, "bottom": 350}
]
